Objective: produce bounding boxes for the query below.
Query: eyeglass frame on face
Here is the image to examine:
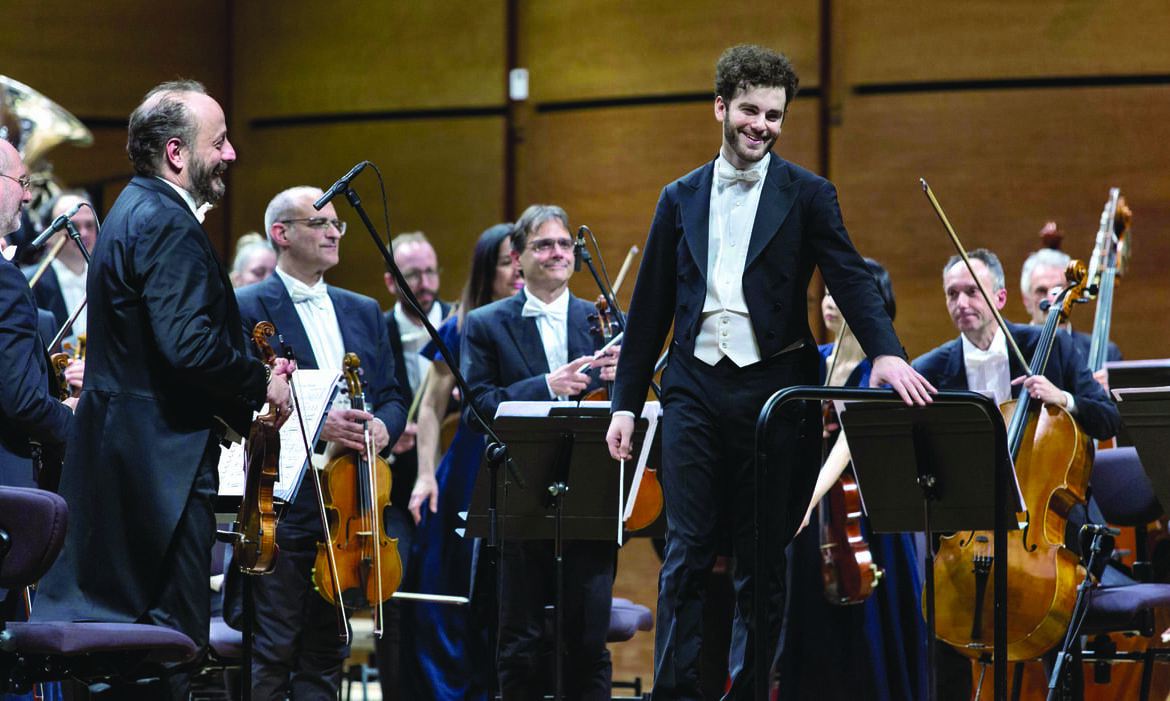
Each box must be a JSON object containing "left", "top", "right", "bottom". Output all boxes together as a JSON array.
[
  {"left": 0, "top": 173, "right": 32, "bottom": 192},
  {"left": 401, "top": 266, "right": 442, "bottom": 284},
  {"left": 279, "top": 217, "right": 347, "bottom": 236},
  {"left": 526, "top": 237, "right": 574, "bottom": 255}
]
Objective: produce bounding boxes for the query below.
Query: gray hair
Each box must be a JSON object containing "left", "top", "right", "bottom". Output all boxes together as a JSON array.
[
  {"left": 511, "top": 204, "right": 569, "bottom": 254},
  {"left": 263, "top": 186, "right": 323, "bottom": 252},
  {"left": 944, "top": 249, "right": 1005, "bottom": 291},
  {"left": 127, "top": 80, "right": 206, "bottom": 177},
  {"left": 1019, "top": 248, "right": 1070, "bottom": 294}
]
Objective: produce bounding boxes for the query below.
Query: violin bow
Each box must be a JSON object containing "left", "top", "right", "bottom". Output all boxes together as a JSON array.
[
  {"left": 282, "top": 340, "right": 351, "bottom": 644},
  {"left": 920, "top": 179, "right": 1032, "bottom": 374}
]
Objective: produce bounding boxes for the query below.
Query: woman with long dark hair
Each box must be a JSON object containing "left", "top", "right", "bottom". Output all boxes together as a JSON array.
[{"left": 401, "top": 223, "right": 523, "bottom": 701}]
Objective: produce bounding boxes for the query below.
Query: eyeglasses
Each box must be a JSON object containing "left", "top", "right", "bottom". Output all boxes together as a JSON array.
[
  {"left": 527, "top": 238, "right": 574, "bottom": 254},
  {"left": 402, "top": 267, "right": 442, "bottom": 284},
  {"left": 280, "top": 217, "right": 347, "bottom": 235},
  {"left": 0, "top": 173, "right": 32, "bottom": 192}
]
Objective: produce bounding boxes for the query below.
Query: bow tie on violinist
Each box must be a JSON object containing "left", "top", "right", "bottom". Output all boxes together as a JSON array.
[
  {"left": 288, "top": 282, "right": 330, "bottom": 310},
  {"left": 521, "top": 298, "right": 567, "bottom": 323},
  {"left": 715, "top": 161, "right": 763, "bottom": 188}
]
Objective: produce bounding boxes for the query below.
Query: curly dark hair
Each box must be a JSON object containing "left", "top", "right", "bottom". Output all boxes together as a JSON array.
[
  {"left": 715, "top": 44, "right": 799, "bottom": 111},
  {"left": 127, "top": 80, "right": 206, "bottom": 177}
]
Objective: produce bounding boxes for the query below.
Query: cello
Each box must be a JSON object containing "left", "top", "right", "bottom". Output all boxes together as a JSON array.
[
  {"left": 312, "top": 353, "right": 403, "bottom": 634},
  {"left": 231, "top": 321, "right": 282, "bottom": 575},
  {"left": 932, "top": 258, "right": 1094, "bottom": 663}
]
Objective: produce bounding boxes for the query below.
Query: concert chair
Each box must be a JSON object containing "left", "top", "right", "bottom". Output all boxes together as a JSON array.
[
  {"left": 0, "top": 486, "right": 199, "bottom": 695},
  {"left": 1073, "top": 447, "right": 1170, "bottom": 701}
]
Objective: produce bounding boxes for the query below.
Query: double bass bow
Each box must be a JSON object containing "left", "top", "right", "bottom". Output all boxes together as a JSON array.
[{"left": 923, "top": 180, "right": 1095, "bottom": 663}]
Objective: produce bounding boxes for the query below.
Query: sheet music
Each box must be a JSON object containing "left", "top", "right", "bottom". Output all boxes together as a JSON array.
[
  {"left": 619, "top": 401, "right": 661, "bottom": 522},
  {"left": 217, "top": 369, "right": 341, "bottom": 504}
]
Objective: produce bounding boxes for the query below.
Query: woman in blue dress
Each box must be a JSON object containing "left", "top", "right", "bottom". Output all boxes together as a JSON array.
[
  {"left": 402, "top": 223, "right": 524, "bottom": 701},
  {"left": 776, "top": 259, "right": 928, "bottom": 701}
]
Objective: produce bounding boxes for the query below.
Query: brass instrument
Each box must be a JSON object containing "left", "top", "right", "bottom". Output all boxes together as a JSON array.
[{"left": 0, "top": 75, "right": 93, "bottom": 220}]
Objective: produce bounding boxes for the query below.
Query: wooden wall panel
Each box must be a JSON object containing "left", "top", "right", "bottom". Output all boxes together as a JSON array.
[
  {"left": 227, "top": 117, "right": 506, "bottom": 305},
  {"left": 0, "top": 2, "right": 229, "bottom": 119},
  {"left": 830, "top": 86, "right": 1170, "bottom": 360},
  {"left": 230, "top": 1, "right": 507, "bottom": 118},
  {"left": 841, "top": 0, "right": 1170, "bottom": 85},
  {"left": 520, "top": 98, "right": 820, "bottom": 307},
  {"left": 523, "top": 0, "right": 821, "bottom": 102}
]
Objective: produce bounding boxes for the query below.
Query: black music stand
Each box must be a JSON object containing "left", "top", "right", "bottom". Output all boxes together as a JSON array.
[
  {"left": 1112, "top": 386, "right": 1170, "bottom": 508},
  {"left": 465, "top": 401, "right": 657, "bottom": 701},
  {"left": 756, "top": 388, "right": 1016, "bottom": 701},
  {"left": 1106, "top": 361, "right": 1170, "bottom": 446}
]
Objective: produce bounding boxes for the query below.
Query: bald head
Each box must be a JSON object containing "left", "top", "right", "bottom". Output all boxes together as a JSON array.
[{"left": 0, "top": 138, "right": 31, "bottom": 236}]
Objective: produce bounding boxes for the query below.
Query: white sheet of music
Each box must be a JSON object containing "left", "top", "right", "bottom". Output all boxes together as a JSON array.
[{"left": 217, "top": 369, "right": 341, "bottom": 504}]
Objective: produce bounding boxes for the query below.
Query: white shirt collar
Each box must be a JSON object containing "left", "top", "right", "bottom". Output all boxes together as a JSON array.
[
  {"left": 522, "top": 286, "right": 570, "bottom": 316},
  {"left": 155, "top": 177, "right": 213, "bottom": 223},
  {"left": 274, "top": 266, "right": 328, "bottom": 299},
  {"left": 961, "top": 326, "right": 1007, "bottom": 361}
]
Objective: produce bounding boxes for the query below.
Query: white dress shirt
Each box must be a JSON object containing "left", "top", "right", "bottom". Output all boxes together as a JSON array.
[
  {"left": 521, "top": 287, "right": 570, "bottom": 399},
  {"left": 694, "top": 153, "right": 770, "bottom": 367},
  {"left": 274, "top": 268, "right": 345, "bottom": 377},
  {"left": 962, "top": 328, "right": 1013, "bottom": 406},
  {"left": 394, "top": 300, "right": 444, "bottom": 396},
  {"left": 156, "top": 177, "right": 213, "bottom": 223},
  {"left": 50, "top": 258, "right": 87, "bottom": 344}
]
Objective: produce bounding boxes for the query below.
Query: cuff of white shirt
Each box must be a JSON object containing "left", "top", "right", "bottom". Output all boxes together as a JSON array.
[
  {"left": 612, "top": 410, "right": 635, "bottom": 419},
  {"left": 1063, "top": 391, "right": 1077, "bottom": 414}
]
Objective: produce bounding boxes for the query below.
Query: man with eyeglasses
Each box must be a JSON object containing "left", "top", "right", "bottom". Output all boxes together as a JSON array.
[
  {"left": 32, "top": 80, "right": 293, "bottom": 701},
  {"left": 462, "top": 204, "right": 621, "bottom": 701},
  {"left": 226, "top": 185, "right": 407, "bottom": 700},
  {"left": 24, "top": 191, "right": 98, "bottom": 358},
  {"left": 0, "top": 136, "right": 75, "bottom": 493}
]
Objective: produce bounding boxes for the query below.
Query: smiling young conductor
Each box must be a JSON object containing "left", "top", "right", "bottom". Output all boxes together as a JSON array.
[{"left": 606, "top": 45, "right": 934, "bottom": 700}]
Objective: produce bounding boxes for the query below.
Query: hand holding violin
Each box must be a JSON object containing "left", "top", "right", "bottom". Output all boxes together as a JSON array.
[
  {"left": 320, "top": 409, "right": 389, "bottom": 457},
  {"left": 593, "top": 344, "right": 621, "bottom": 382},
  {"left": 64, "top": 358, "right": 84, "bottom": 391},
  {"left": 265, "top": 365, "right": 292, "bottom": 428}
]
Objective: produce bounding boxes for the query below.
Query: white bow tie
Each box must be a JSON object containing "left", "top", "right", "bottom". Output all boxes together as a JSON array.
[
  {"left": 289, "top": 284, "right": 330, "bottom": 310},
  {"left": 716, "top": 161, "right": 763, "bottom": 188},
  {"left": 965, "top": 345, "right": 1004, "bottom": 367},
  {"left": 522, "top": 299, "right": 566, "bottom": 322}
]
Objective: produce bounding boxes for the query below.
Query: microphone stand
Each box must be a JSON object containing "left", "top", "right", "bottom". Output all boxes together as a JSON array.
[
  {"left": 575, "top": 229, "right": 661, "bottom": 400},
  {"left": 333, "top": 181, "right": 521, "bottom": 698}
]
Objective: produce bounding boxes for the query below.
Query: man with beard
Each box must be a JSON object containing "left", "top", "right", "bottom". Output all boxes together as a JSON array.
[
  {"left": 33, "top": 80, "right": 293, "bottom": 701},
  {"left": 0, "top": 137, "right": 75, "bottom": 492},
  {"left": 377, "top": 231, "right": 452, "bottom": 698},
  {"left": 606, "top": 45, "right": 934, "bottom": 700}
]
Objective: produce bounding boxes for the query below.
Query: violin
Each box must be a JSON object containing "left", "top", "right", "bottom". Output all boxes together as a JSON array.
[
  {"left": 587, "top": 295, "right": 663, "bottom": 531},
  {"left": 817, "top": 322, "right": 881, "bottom": 605},
  {"left": 231, "top": 321, "right": 282, "bottom": 575},
  {"left": 312, "top": 353, "right": 402, "bottom": 627},
  {"left": 932, "top": 260, "right": 1093, "bottom": 663}
]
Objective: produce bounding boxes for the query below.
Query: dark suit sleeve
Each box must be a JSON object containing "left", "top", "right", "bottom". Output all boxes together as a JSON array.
[
  {"left": 1052, "top": 332, "right": 1120, "bottom": 440},
  {"left": 807, "top": 180, "right": 903, "bottom": 361},
  {"left": 461, "top": 307, "right": 553, "bottom": 431},
  {"left": 365, "top": 303, "right": 407, "bottom": 452},
  {"left": 134, "top": 210, "right": 267, "bottom": 409},
  {"left": 611, "top": 187, "right": 678, "bottom": 415},
  {"left": 0, "top": 263, "right": 72, "bottom": 448}
]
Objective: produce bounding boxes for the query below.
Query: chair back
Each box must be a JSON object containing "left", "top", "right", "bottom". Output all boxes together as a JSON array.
[
  {"left": 1090, "top": 447, "right": 1164, "bottom": 527},
  {"left": 0, "top": 487, "right": 68, "bottom": 590}
]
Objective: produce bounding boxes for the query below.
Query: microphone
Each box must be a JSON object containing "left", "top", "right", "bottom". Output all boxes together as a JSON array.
[
  {"left": 31, "top": 202, "right": 84, "bottom": 248},
  {"left": 1081, "top": 524, "right": 1121, "bottom": 537},
  {"left": 574, "top": 225, "right": 589, "bottom": 272},
  {"left": 314, "top": 161, "right": 369, "bottom": 210}
]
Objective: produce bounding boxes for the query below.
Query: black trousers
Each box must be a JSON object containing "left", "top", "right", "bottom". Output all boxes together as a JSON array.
[
  {"left": 497, "top": 538, "right": 616, "bottom": 701},
  {"left": 654, "top": 348, "right": 819, "bottom": 701}
]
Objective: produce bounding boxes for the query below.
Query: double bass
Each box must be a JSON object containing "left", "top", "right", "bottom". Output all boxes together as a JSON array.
[
  {"left": 312, "top": 353, "right": 402, "bottom": 632},
  {"left": 932, "top": 259, "right": 1093, "bottom": 663}
]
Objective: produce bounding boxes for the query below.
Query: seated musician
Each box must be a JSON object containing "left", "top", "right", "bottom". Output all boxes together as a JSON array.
[
  {"left": 913, "top": 249, "right": 1120, "bottom": 697},
  {"left": 225, "top": 185, "right": 407, "bottom": 700},
  {"left": 0, "top": 138, "right": 75, "bottom": 492}
]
